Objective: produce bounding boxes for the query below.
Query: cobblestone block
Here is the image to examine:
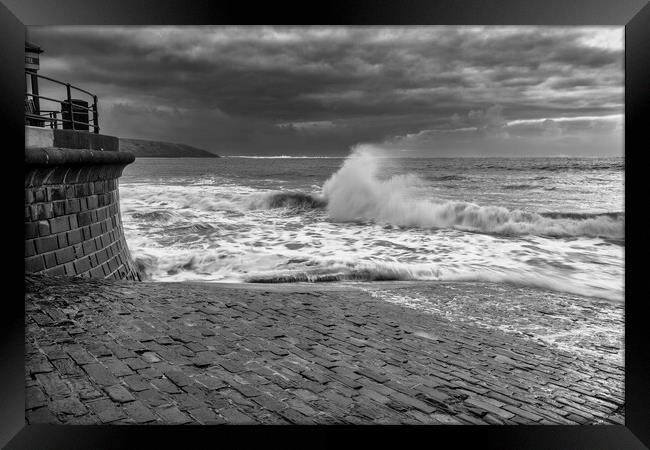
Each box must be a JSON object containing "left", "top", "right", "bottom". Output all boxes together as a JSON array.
[
  {"left": 25, "top": 386, "right": 48, "bottom": 410},
  {"left": 105, "top": 384, "right": 136, "bottom": 403},
  {"left": 83, "top": 363, "right": 119, "bottom": 386},
  {"left": 123, "top": 401, "right": 157, "bottom": 424},
  {"left": 155, "top": 406, "right": 192, "bottom": 424},
  {"left": 86, "top": 398, "right": 126, "bottom": 423},
  {"left": 50, "top": 397, "right": 88, "bottom": 416},
  {"left": 220, "top": 407, "right": 257, "bottom": 424}
]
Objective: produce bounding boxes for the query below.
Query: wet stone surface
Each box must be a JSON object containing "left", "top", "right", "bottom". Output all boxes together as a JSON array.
[{"left": 25, "top": 274, "right": 624, "bottom": 425}]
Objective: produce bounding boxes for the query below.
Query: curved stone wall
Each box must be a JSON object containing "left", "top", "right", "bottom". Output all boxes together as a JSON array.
[{"left": 24, "top": 147, "right": 141, "bottom": 280}]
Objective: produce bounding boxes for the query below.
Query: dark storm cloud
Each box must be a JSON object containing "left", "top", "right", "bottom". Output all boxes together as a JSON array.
[{"left": 27, "top": 26, "right": 623, "bottom": 156}]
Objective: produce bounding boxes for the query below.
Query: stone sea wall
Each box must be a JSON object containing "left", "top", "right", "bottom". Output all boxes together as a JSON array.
[{"left": 24, "top": 146, "right": 141, "bottom": 280}]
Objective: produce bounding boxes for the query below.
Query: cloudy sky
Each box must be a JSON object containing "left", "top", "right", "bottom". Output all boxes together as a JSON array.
[{"left": 28, "top": 26, "right": 623, "bottom": 157}]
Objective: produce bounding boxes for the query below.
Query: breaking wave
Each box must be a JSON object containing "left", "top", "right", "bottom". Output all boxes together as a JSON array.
[
  {"left": 477, "top": 160, "right": 623, "bottom": 171},
  {"left": 132, "top": 249, "right": 621, "bottom": 300},
  {"left": 246, "top": 191, "right": 327, "bottom": 210},
  {"left": 243, "top": 260, "right": 621, "bottom": 301},
  {"left": 317, "top": 145, "right": 624, "bottom": 240}
]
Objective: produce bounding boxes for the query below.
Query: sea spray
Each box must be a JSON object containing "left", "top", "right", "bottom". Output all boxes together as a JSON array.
[{"left": 320, "top": 145, "right": 624, "bottom": 239}]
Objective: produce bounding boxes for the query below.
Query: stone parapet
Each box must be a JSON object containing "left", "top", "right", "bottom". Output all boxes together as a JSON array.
[{"left": 26, "top": 126, "right": 119, "bottom": 152}]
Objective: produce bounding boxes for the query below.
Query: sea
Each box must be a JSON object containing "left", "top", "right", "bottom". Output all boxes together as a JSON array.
[{"left": 119, "top": 147, "right": 624, "bottom": 302}]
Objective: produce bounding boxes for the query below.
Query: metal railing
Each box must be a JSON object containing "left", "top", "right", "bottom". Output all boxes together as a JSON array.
[{"left": 25, "top": 71, "right": 100, "bottom": 134}]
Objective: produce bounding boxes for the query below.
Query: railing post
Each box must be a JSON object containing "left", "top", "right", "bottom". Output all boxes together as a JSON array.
[
  {"left": 93, "top": 95, "right": 99, "bottom": 134},
  {"left": 66, "top": 83, "right": 75, "bottom": 131},
  {"left": 30, "top": 72, "right": 41, "bottom": 117}
]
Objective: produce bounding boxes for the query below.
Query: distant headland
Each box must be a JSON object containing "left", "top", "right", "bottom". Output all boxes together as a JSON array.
[{"left": 120, "top": 138, "right": 220, "bottom": 158}]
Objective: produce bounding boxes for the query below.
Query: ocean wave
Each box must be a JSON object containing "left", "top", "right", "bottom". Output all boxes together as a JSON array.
[
  {"left": 245, "top": 261, "right": 437, "bottom": 283},
  {"left": 246, "top": 191, "right": 327, "bottom": 210},
  {"left": 130, "top": 246, "right": 622, "bottom": 301},
  {"left": 501, "top": 184, "right": 537, "bottom": 190},
  {"left": 318, "top": 145, "right": 624, "bottom": 240},
  {"left": 540, "top": 211, "right": 624, "bottom": 220},
  {"left": 167, "top": 222, "right": 215, "bottom": 233},
  {"left": 430, "top": 175, "right": 468, "bottom": 181},
  {"left": 477, "top": 160, "right": 623, "bottom": 171},
  {"left": 133, "top": 252, "right": 235, "bottom": 280},
  {"left": 243, "top": 259, "right": 622, "bottom": 301},
  {"left": 131, "top": 211, "right": 177, "bottom": 223}
]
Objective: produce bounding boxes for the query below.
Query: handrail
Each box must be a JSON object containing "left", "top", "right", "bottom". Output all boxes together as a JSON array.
[
  {"left": 26, "top": 93, "right": 95, "bottom": 111},
  {"left": 25, "top": 113, "right": 96, "bottom": 129},
  {"left": 31, "top": 72, "right": 96, "bottom": 97},
  {"left": 25, "top": 71, "right": 100, "bottom": 134}
]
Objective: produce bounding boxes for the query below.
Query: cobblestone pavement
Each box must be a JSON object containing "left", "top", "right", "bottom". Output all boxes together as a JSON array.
[{"left": 25, "top": 275, "right": 624, "bottom": 425}]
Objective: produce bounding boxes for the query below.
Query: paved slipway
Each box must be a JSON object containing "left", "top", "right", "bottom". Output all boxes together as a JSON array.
[{"left": 25, "top": 275, "right": 624, "bottom": 425}]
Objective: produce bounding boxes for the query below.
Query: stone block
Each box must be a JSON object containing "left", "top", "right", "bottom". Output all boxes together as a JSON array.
[
  {"left": 25, "top": 386, "right": 47, "bottom": 410},
  {"left": 25, "top": 240, "right": 36, "bottom": 257},
  {"left": 64, "top": 198, "right": 81, "bottom": 215},
  {"left": 25, "top": 222, "right": 39, "bottom": 239},
  {"left": 87, "top": 195, "right": 99, "bottom": 209},
  {"left": 37, "top": 203, "right": 54, "bottom": 220},
  {"left": 220, "top": 407, "right": 257, "bottom": 424},
  {"left": 67, "top": 228, "right": 83, "bottom": 245},
  {"left": 105, "top": 384, "right": 136, "bottom": 403},
  {"left": 33, "top": 188, "right": 46, "bottom": 203},
  {"left": 52, "top": 201, "right": 66, "bottom": 217},
  {"left": 35, "top": 236, "right": 59, "bottom": 254},
  {"left": 82, "top": 239, "right": 97, "bottom": 255},
  {"left": 96, "top": 207, "right": 107, "bottom": 221},
  {"left": 25, "top": 189, "right": 35, "bottom": 204},
  {"left": 25, "top": 255, "right": 45, "bottom": 273},
  {"left": 123, "top": 374, "right": 152, "bottom": 392},
  {"left": 77, "top": 211, "right": 93, "bottom": 226},
  {"left": 189, "top": 407, "right": 224, "bottom": 424},
  {"left": 44, "top": 266, "right": 66, "bottom": 276},
  {"left": 55, "top": 247, "right": 75, "bottom": 265},
  {"left": 90, "top": 222, "right": 103, "bottom": 238},
  {"left": 89, "top": 266, "right": 105, "bottom": 278},
  {"left": 86, "top": 398, "right": 126, "bottom": 423},
  {"left": 27, "top": 407, "right": 61, "bottom": 424},
  {"left": 83, "top": 363, "right": 119, "bottom": 386},
  {"left": 123, "top": 401, "right": 157, "bottom": 423},
  {"left": 155, "top": 406, "right": 192, "bottom": 424},
  {"left": 50, "top": 397, "right": 88, "bottom": 416},
  {"left": 74, "top": 257, "right": 92, "bottom": 274},
  {"left": 35, "top": 372, "right": 71, "bottom": 398},
  {"left": 151, "top": 378, "right": 181, "bottom": 394},
  {"left": 49, "top": 215, "right": 70, "bottom": 234}
]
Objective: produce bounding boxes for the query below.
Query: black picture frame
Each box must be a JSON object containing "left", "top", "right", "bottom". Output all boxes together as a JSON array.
[{"left": 1, "top": 1, "right": 647, "bottom": 448}]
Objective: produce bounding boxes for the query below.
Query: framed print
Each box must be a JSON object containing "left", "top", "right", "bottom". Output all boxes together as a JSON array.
[{"left": 1, "top": 0, "right": 648, "bottom": 448}]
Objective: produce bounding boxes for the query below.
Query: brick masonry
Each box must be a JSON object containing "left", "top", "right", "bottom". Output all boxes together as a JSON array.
[{"left": 25, "top": 147, "right": 141, "bottom": 281}]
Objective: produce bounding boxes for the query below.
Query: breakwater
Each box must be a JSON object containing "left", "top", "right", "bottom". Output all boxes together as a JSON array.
[{"left": 25, "top": 128, "right": 140, "bottom": 280}]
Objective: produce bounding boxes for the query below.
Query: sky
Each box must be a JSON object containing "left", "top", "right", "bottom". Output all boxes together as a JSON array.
[{"left": 27, "top": 26, "right": 624, "bottom": 157}]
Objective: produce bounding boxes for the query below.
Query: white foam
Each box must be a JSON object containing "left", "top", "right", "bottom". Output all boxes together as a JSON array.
[{"left": 321, "top": 145, "right": 624, "bottom": 239}]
